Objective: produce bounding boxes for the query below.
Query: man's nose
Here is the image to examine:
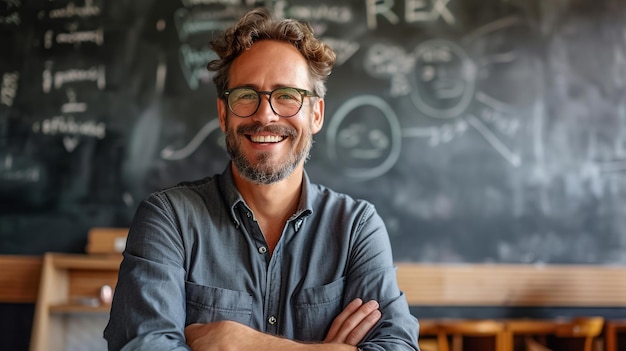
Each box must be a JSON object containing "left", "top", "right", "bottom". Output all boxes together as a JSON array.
[{"left": 251, "top": 94, "right": 280, "bottom": 124}]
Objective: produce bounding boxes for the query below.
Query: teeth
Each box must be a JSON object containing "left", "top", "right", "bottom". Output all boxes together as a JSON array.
[{"left": 250, "top": 135, "right": 284, "bottom": 143}]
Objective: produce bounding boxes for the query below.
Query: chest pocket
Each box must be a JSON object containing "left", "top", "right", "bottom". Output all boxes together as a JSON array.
[
  {"left": 294, "top": 277, "right": 345, "bottom": 341},
  {"left": 185, "top": 281, "right": 253, "bottom": 326}
]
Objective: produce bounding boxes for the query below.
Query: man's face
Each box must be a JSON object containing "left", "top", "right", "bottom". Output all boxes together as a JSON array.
[{"left": 217, "top": 40, "right": 324, "bottom": 184}]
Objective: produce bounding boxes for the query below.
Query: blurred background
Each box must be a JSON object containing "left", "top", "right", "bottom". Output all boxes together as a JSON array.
[{"left": 1, "top": 0, "right": 626, "bottom": 350}]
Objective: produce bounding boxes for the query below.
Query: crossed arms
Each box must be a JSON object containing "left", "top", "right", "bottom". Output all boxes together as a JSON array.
[{"left": 185, "top": 298, "right": 381, "bottom": 350}]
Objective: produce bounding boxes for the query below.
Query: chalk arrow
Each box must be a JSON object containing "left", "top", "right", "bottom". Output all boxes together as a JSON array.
[{"left": 63, "top": 136, "right": 79, "bottom": 152}]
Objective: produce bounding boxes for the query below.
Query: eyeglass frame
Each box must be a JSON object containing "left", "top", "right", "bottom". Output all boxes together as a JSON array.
[{"left": 222, "top": 86, "right": 319, "bottom": 118}]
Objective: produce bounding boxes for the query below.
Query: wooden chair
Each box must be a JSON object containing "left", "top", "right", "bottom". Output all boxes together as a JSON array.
[
  {"left": 524, "top": 336, "right": 552, "bottom": 351},
  {"left": 550, "top": 316, "right": 604, "bottom": 351},
  {"left": 419, "top": 319, "right": 449, "bottom": 351},
  {"left": 502, "top": 319, "right": 568, "bottom": 351},
  {"left": 604, "top": 319, "right": 626, "bottom": 351},
  {"left": 438, "top": 319, "right": 506, "bottom": 351}
]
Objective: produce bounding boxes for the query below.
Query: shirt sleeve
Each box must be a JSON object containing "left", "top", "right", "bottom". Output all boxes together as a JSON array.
[
  {"left": 104, "top": 193, "right": 192, "bottom": 351},
  {"left": 345, "top": 203, "right": 420, "bottom": 351}
]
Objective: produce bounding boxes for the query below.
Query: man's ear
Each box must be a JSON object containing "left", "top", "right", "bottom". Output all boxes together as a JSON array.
[
  {"left": 217, "top": 98, "right": 227, "bottom": 132},
  {"left": 311, "top": 98, "right": 324, "bottom": 134}
]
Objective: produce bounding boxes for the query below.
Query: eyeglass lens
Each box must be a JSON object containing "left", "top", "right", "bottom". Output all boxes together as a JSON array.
[{"left": 227, "top": 87, "right": 305, "bottom": 117}]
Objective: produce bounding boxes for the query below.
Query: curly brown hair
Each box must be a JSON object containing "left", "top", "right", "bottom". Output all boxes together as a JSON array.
[{"left": 207, "top": 7, "right": 336, "bottom": 99}]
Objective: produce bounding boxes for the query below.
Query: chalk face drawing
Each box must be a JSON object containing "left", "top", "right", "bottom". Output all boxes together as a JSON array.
[
  {"left": 410, "top": 39, "right": 477, "bottom": 120},
  {"left": 326, "top": 95, "right": 402, "bottom": 180},
  {"left": 326, "top": 14, "right": 537, "bottom": 179}
]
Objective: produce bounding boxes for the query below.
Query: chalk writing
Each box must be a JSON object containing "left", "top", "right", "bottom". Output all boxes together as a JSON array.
[
  {"left": 320, "top": 38, "right": 360, "bottom": 66},
  {"left": 0, "top": 10, "right": 20, "bottom": 26},
  {"left": 1, "top": 0, "right": 20, "bottom": 8},
  {"left": 0, "top": 155, "right": 40, "bottom": 183},
  {"left": 174, "top": 8, "right": 234, "bottom": 41},
  {"left": 0, "top": 0, "right": 21, "bottom": 25},
  {"left": 48, "top": 0, "right": 101, "bottom": 19},
  {"left": 179, "top": 44, "right": 216, "bottom": 90},
  {"left": 61, "top": 102, "right": 88, "bottom": 114},
  {"left": 44, "top": 28, "right": 104, "bottom": 48},
  {"left": 365, "top": 0, "right": 455, "bottom": 30},
  {"left": 366, "top": 0, "right": 399, "bottom": 29},
  {"left": 1, "top": 71, "right": 19, "bottom": 107},
  {"left": 363, "top": 43, "right": 414, "bottom": 96},
  {"left": 402, "top": 119, "right": 469, "bottom": 147},
  {"left": 364, "top": 43, "right": 414, "bottom": 77},
  {"left": 61, "top": 89, "right": 87, "bottom": 114},
  {"left": 181, "top": 0, "right": 239, "bottom": 6},
  {"left": 43, "top": 63, "right": 106, "bottom": 93},
  {"left": 32, "top": 115, "right": 106, "bottom": 140},
  {"left": 406, "top": 0, "right": 454, "bottom": 24},
  {"left": 274, "top": 2, "right": 352, "bottom": 24},
  {"left": 476, "top": 97, "right": 520, "bottom": 136}
]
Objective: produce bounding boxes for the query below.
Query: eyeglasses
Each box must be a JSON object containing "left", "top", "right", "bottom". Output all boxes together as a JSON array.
[{"left": 223, "top": 87, "right": 318, "bottom": 118}]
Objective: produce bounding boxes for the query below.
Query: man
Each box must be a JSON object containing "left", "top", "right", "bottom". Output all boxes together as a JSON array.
[{"left": 104, "top": 7, "right": 419, "bottom": 351}]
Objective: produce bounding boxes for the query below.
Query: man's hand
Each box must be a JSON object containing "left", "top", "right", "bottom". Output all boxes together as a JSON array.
[
  {"left": 324, "top": 298, "right": 382, "bottom": 345},
  {"left": 185, "top": 320, "right": 361, "bottom": 351},
  {"left": 184, "top": 299, "right": 381, "bottom": 351},
  {"left": 185, "top": 321, "right": 280, "bottom": 351}
]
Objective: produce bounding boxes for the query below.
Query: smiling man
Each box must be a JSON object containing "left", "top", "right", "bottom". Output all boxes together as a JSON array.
[{"left": 104, "top": 8, "right": 419, "bottom": 351}]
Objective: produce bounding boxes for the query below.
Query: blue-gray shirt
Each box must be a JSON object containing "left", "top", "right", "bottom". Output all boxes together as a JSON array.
[{"left": 104, "top": 164, "right": 419, "bottom": 351}]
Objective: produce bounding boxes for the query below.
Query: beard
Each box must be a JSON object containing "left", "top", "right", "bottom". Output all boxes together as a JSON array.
[{"left": 225, "top": 121, "right": 313, "bottom": 185}]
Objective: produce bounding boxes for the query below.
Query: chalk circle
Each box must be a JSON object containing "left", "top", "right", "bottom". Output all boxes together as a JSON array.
[
  {"left": 326, "top": 95, "right": 402, "bottom": 180},
  {"left": 409, "top": 38, "right": 477, "bottom": 119}
]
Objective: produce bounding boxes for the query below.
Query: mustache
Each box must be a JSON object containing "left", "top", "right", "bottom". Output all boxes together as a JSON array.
[{"left": 236, "top": 123, "right": 297, "bottom": 138}]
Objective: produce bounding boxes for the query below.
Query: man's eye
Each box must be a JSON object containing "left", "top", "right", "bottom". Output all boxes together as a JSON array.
[
  {"left": 277, "top": 94, "right": 297, "bottom": 100},
  {"left": 275, "top": 90, "right": 299, "bottom": 100},
  {"left": 238, "top": 93, "right": 257, "bottom": 100}
]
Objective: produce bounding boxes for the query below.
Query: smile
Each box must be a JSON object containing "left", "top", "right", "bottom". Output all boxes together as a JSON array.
[{"left": 248, "top": 134, "right": 286, "bottom": 143}]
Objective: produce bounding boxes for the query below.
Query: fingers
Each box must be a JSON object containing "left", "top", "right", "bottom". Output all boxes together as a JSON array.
[
  {"left": 324, "top": 298, "right": 382, "bottom": 345},
  {"left": 324, "top": 298, "right": 364, "bottom": 342},
  {"left": 344, "top": 306, "right": 381, "bottom": 345}
]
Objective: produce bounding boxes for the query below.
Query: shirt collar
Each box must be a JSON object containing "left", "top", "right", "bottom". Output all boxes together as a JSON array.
[{"left": 218, "top": 162, "right": 314, "bottom": 226}]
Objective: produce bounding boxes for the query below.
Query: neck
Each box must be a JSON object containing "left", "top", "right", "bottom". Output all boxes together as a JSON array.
[{"left": 231, "top": 163, "right": 304, "bottom": 253}]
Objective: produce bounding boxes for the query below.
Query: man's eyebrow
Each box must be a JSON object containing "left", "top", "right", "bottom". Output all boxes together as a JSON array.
[{"left": 229, "top": 83, "right": 304, "bottom": 90}]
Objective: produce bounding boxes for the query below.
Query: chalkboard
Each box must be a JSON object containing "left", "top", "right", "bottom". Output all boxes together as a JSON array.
[{"left": 1, "top": 0, "right": 626, "bottom": 264}]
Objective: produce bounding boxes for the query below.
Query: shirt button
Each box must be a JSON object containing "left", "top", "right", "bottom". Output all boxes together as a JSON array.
[
  {"left": 258, "top": 246, "right": 267, "bottom": 254},
  {"left": 268, "top": 316, "right": 277, "bottom": 325}
]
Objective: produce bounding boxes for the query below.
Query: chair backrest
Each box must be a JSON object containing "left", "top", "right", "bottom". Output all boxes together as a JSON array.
[
  {"left": 554, "top": 317, "right": 604, "bottom": 351},
  {"left": 525, "top": 336, "right": 552, "bottom": 351},
  {"left": 438, "top": 319, "right": 506, "bottom": 351},
  {"left": 441, "top": 319, "right": 505, "bottom": 335},
  {"left": 418, "top": 320, "right": 449, "bottom": 351}
]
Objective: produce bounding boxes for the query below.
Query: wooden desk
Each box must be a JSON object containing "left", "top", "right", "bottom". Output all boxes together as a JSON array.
[{"left": 606, "top": 320, "right": 626, "bottom": 351}]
